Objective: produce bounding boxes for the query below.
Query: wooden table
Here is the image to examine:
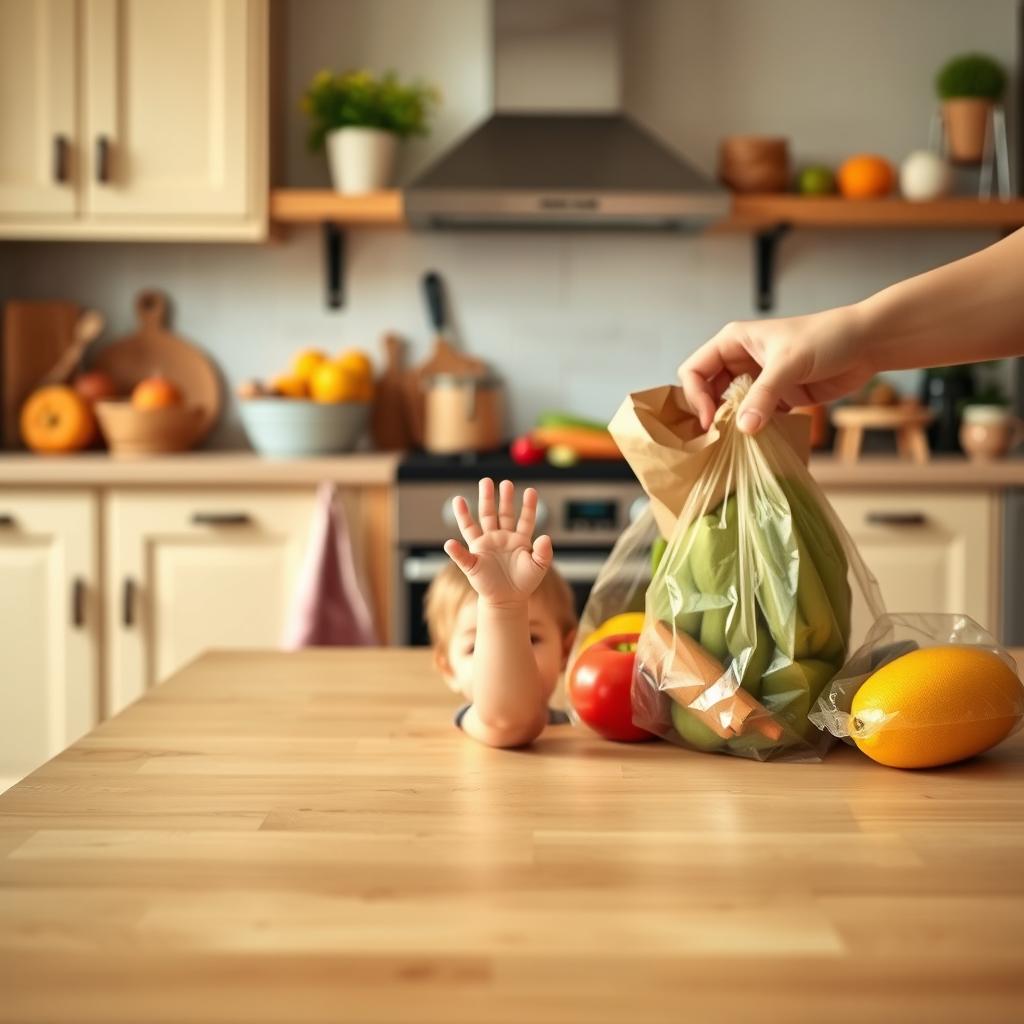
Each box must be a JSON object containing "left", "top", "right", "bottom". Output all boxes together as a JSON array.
[{"left": 2, "top": 649, "right": 1023, "bottom": 1023}]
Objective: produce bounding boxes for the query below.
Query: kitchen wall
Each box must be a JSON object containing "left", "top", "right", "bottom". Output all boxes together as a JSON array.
[{"left": 1, "top": 0, "right": 1018, "bottom": 447}]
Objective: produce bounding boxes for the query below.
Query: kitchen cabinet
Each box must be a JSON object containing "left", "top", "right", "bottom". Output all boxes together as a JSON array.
[
  {"left": 0, "top": 0, "right": 267, "bottom": 239},
  {"left": 104, "top": 489, "right": 321, "bottom": 715},
  {"left": 0, "top": 491, "right": 99, "bottom": 792},
  {"left": 826, "top": 489, "right": 1000, "bottom": 640},
  {"left": 0, "top": 0, "right": 77, "bottom": 218}
]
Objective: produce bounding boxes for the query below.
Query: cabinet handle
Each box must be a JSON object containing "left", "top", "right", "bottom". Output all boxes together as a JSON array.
[
  {"left": 122, "top": 577, "right": 136, "bottom": 627},
  {"left": 0, "top": 514, "right": 13, "bottom": 527},
  {"left": 95, "top": 135, "right": 111, "bottom": 183},
  {"left": 866, "top": 511, "right": 927, "bottom": 527},
  {"left": 71, "top": 577, "right": 86, "bottom": 628},
  {"left": 53, "top": 134, "right": 70, "bottom": 183},
  {"left": 191, "top": 512, "right": 252, "bottom": 527}
]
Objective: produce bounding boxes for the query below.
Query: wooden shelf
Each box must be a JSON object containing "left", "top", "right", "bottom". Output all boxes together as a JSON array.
[
  {"left": 268, "top": 188, "right": 1024, "bottom": 312},
  {"left": 725, "top": 195, "right": 1024, "bottom": 230},
  {"left": 270, "top": 188, "right": 404, "bottom": 225},
  {"left": 270, "top": 188, "right": 1024, "bottom": 230}
]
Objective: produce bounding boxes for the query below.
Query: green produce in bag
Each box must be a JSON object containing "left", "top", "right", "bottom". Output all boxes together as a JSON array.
[{"left": 611, "top": 375, "right": 885, "bottom": 762}]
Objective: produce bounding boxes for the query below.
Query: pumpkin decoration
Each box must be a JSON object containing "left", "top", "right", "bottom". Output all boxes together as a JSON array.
[{"left": 20, "top": 386, "right": 96, "bottom": 454}]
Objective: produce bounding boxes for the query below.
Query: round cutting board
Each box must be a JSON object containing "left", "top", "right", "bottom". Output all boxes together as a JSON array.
[{"left": 91, "top": 290, "right": 221, "bottom": 443}]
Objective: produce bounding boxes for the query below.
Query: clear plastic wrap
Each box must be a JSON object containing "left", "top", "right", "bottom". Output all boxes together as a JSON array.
[
  {"left": 623, "top": 376, "right": 885, "bottom": 761},
  {"left": 809, "top": 612, "right": 1024, "bottom": 768}
]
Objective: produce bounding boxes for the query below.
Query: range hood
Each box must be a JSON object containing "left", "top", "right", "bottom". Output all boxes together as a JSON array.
[{"left": 405, "top": 0, "right": 728, "bottom": 230}]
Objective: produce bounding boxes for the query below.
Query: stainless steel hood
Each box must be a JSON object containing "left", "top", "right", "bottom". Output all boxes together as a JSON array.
[{"left": 405, "top": 0, "right": 728, "bottom": 230}]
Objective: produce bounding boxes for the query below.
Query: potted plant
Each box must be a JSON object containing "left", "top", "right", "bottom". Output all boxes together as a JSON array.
[
  {"left": 935, "top": 53, "right": 1006, "bottom": 165},
  {"left": 302, "top": 69, "right": 438, "bottom": 194}
]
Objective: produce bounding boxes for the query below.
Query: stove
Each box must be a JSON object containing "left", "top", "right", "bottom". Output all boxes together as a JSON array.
[{"left": 394, "top": 450, "right": 646, "bottom": 645}]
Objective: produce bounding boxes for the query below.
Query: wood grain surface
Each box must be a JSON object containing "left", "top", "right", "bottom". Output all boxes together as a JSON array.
[{"left": 1, "top": 648, "right": 1023, "bottom": 1023}]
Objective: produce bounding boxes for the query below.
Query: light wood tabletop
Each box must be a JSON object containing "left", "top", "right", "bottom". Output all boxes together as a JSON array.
[{"left": 2, "top": 648, "right": 1023, "bottom": 1024}]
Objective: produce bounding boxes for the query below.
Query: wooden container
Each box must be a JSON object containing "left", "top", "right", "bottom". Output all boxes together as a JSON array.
[
  {"left": 94, "top": 401, "right": 205, "bottom": 456},
  {"left": 719, "top": 136, "right": 791, "bottom": 193},
  {"left": 423, "top": 373, "right": 504, "bottom": 454}
]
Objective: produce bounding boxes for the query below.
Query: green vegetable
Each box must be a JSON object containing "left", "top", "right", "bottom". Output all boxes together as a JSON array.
[
  {"left": 936, "top": 53, "right": 1006, "bottom": 101},
  {"left": 537, "top": 411, "right": 609, "bottom": 433},
  {"left": 670, "top": 702, "right": 726, "bottom": 751}
]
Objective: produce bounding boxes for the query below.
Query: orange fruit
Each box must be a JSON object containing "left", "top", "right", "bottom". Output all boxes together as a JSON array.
[
  {"left": 335, "top": 349, "right": 373, "bottom": 383},
  {"left": 837, "top": 154, "right": 895, "bottom": 198},
  {"left": 131, "top": 376, "right": 182, "bottom": 410},
  {"left": 270, "top": 373, "right": 307, "bottom": 399},
  {"left": 310, "top": 361, "right": 359, "bottom": 403},
  {"left": 290, "top": 348, "right": 327, "bottom": 383},
  {"left": 850, "top": 646, "right": 1024, "bottom": 769},
  {"left": 20, "top": 386, "right": 96, "bottom": 453}
]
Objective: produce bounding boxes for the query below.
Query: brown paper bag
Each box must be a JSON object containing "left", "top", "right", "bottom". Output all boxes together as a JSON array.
[{"left": 609, "top": 384, "right": 811, "bottom": 537}]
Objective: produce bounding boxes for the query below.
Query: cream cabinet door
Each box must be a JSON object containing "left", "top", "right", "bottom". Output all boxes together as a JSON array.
[
  {"left": 104, "top": 490, "right": 320, "bottom": 715},
  {"left": 0, "top": 0, "right": 77, "bottom": 217},
  {"left": 0, "top": 491, "right": 99, "bottom": 792},
  {"left": 82, "top": 0, "right": 266, "bottom": 221},
  {"left": 825, "top": 489, "right": 999, "bottom": 641}
]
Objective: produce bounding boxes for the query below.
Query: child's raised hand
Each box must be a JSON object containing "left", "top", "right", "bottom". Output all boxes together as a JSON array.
[{"left": 444, "top": 478, "right": 553, "bottom": 606}]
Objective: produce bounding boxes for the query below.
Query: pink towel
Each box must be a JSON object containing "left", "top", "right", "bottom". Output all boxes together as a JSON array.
[{"left": 282, "top": 482, "right": 378, "bottom": 649}]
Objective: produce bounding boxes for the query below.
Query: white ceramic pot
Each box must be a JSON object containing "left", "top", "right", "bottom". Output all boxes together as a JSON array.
[{"left": 326, "top": 127, "right": 398, "bottom": 194}]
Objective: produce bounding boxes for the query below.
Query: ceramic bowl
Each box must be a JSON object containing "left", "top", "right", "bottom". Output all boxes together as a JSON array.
[{"left": 238, "top": 398, "right": 370, "bottom": 457}]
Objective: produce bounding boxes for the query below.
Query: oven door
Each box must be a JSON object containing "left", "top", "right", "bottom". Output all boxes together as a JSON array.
[{"left": 399, "top": 548, "right": 620, "bottom": 646}]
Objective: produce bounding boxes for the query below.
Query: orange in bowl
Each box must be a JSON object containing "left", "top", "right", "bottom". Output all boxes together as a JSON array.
[
  {"left": 132, "top": 375, "right": 182, "bottom": 410},
  {"left": 837, "top": 154, "right": 895, "bottom": 199}
]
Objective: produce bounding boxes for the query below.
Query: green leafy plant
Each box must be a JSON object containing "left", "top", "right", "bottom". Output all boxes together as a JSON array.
[
  {"left": 936, "top": 54, "right": 1006, "bottom": 101},
  {"left": 301, "top": 69, "right": 439, "bottom": 150}
]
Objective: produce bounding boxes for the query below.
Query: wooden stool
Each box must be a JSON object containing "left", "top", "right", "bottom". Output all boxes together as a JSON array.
[{"left": 831, "top": 405, "right": 935, "bottom": 464}]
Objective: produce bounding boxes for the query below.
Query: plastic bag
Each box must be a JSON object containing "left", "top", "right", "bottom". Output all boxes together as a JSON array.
[
  {"left": 809, "top": 612, "right": 1024, "bottom": 767},
  {"left": 620, "top": 376, "right": 885, "bottom": 761}
]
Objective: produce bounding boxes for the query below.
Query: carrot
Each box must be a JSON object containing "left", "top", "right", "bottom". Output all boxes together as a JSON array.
[{"left": 531, "top": 426, "right": 623, "bottom": 460}]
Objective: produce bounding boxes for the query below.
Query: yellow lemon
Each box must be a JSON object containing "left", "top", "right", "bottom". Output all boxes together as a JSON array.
[
  {"left": 578, "top": 612, "right": 646, "bottom": 654},
  {"left": 270, "top": 373, "right": 307, "bottom": 399},
  {"left": 850, "top": 645, "right": 1023, "bottom": 769},
  {"left": 290, "top": 348, "right": 327, "bottom": 383},
  {"left": 335, "top": 349, "right": 373, "bottom": 383},
  {"left": 310, "top": 361, "right": 360, "bottom": 403}
]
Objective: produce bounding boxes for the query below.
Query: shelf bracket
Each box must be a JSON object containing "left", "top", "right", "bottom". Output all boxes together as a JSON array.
[
  {"left": 323, "top": 222, "right": 345, "bottom": 309},
  {"left": 754, "top": 222, "right": 791, "bottom": 313}
]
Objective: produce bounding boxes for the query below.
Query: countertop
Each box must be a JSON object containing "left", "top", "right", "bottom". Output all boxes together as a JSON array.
[
  {"left": 0, "top": 450, "right": 401, "bottom": 486},
  {"left": 2, "top": 648, "right": 1022, "bottom": 1023},
  {"left": 1, "top": 450, "right": 1023, "bottom": 489}
]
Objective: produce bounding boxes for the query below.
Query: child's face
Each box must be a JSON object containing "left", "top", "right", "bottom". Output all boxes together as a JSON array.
[{"left": 437, "top": 597, "right": 574, "bottom": 703}]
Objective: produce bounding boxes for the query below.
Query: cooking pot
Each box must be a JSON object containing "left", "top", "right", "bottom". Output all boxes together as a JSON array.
[{"left": 423, "top": 372, "right": 504, "bottom": 454}]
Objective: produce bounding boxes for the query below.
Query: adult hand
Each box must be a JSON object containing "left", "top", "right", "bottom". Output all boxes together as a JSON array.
[{"left": 678, "top": 305, "right": 876, "bottom": 433}]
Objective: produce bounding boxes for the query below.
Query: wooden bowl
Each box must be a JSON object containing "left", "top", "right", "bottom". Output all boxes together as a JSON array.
[{"left": 94, "top": 400, "right": 205, "bottom": 456}]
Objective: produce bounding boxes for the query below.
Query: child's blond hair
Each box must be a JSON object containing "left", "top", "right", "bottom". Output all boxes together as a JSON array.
[{"left": 425, "top": 562, "right": 577, "bottom": 651}]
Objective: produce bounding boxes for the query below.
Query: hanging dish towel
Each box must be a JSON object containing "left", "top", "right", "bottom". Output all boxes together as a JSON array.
[{"left": 282, "top": 482, "right": 378, "bottom": 648}]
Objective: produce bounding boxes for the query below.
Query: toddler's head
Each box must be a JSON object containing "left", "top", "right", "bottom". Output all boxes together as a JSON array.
[{"left": 425, "top": 563, "right": 577, "bottom": 703}]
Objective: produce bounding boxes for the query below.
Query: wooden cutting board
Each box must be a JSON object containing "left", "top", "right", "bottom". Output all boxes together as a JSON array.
[
  {"left": 370, "top": 333, "right": 412, "bottom": 451},
  {"left": 1, "top": 300, "right": 80, "bottom": 448},
  {"left": 90, "top": 290, "right": 221, "bottom": 444}
]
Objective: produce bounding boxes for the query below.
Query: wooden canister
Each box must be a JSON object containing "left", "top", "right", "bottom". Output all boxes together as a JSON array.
[{"left": 718, "top": 136, "right": 791, "bottom": 193}]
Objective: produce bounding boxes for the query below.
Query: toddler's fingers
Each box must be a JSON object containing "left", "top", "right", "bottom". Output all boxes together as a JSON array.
[
  {"left": 452, "top": 496, "right": 482, "bottom": 542},
  {"left": 444, "top": 539, "right": 478, "bottom": 576},
  {"left": 516, "top": 487, "right": 537, "bottom": 537},
  {"left": 531, "top": 534, "right": 553, "bottom": 572},
  {"left": 497, "top": 479, "right": 516, "bottom": 531},
  {"left": 478, "top": 477, "right": 498, "bottom": 531}
]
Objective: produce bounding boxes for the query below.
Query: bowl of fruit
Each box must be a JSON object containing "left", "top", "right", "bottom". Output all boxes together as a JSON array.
[
  {"left": 94, "top": 376, "right": 207, "bottom": 456},
  {"left": 237, "top": 348, "right": 374, "bottom": 457}
]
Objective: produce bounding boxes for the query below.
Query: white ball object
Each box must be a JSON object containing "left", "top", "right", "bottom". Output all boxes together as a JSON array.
[{"left": 899, "top": 150, "right": 952, "bottom": 201}]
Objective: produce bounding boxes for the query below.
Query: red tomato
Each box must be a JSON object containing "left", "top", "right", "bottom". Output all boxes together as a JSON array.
[
  {"left": 509, "top": 435, "right": 546, "bottom": 466},
  {"left": 568, "top": 633, "right": 654, "bottom": 742}
]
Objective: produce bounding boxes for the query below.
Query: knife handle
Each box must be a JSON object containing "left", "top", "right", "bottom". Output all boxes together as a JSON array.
[{"left": 423, "top": 271, "right": 446, "bottom": 331}]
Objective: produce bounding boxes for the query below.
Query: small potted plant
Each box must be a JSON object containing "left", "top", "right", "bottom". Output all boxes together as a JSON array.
[
  {"left": 935, "top": 53, "right": 1006, "bottom": 165},
  {"left": 302, "top": 69, "right": 438, "bottom": 194}
]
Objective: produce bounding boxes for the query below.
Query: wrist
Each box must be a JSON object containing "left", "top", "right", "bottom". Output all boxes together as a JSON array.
[{"left": 477, "top": 597, "right": 530, "bottom": 621}]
